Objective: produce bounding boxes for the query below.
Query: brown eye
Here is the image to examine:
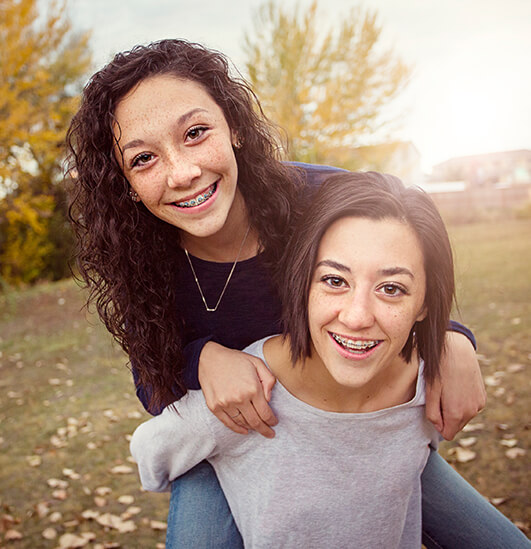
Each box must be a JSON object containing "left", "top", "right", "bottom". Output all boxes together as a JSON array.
[
  {"left": 186, "top": 126, "right": 208, "bottom": 141},
  {"left": 131, "top": 153, "right": 153, "bottom": 168},
  {"left": 322, "top": 276, "right": 346, "bottom": 288}
]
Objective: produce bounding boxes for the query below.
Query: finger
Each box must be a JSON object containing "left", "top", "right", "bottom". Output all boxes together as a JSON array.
[
  {"left": 425, "top": 377, "right": 444, "bottom": 434},
  {"left": 251, "top": 391, "right": 278, "bottom": 427},
  {"left": 253, "top": 359, "right": 277, "bottom": 402},
  {"left": 238, "top": 402, "right": 275, "bottom": 439},
  {"left": 216, "top": 410, "right": 249, "bottom": 435},
  {"left": 440, "top": 417, "right": 461, "bottom": 441}
]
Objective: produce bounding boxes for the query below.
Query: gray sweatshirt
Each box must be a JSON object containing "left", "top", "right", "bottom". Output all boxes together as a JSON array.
[{"left": 130, "top": 336, "right": 439, "bottom": 548}]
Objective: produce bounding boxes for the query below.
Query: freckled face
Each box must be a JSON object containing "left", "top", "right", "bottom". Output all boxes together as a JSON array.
[
  {"left": 307, "top": 216, "right": 427, "bottom": 392},
  {"left": 113, "top": 75, "right": 242, "bottom": 241}
]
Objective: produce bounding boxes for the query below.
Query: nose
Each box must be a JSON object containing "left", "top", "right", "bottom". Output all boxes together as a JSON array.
[
  {"left": 166, "top": 150, "right": 201, "bottom": 189},
  {"left": 337, "top": 290, "right": 375, "bottom": 330}
]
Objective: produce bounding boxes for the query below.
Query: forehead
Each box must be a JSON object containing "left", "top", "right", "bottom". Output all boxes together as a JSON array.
[
  {"left": 113, "top": 75, "right": 225, "bottom": 131},
  {"left": 316, "top": 216, "right": 425, "bottom": 271}
]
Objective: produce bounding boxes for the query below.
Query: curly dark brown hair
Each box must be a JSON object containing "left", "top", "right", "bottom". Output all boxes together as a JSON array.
[{"left": 66, "top": 39, "right": 302, "bottom": 413}]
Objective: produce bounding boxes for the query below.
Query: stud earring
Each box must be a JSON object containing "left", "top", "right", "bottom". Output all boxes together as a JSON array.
[
  {"left": 129, "top": 189, "right": 140, "bottom": 202},
  {"left": 233, "top": 137, "right": 243, "bottom": 150}
]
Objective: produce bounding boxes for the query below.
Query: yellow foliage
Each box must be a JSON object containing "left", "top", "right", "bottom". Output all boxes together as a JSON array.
[
  {"left": 0, "top": 194, "right": 55, "bottom": 285},
  {"left": 0, "top": 0, "right": 91, "bottom": 286},
  {"left": 0, "top": 0, "right": 92, "bottom": 186},
  {"left": 243, "top": 0, "right": 411, "bottom": 164}
]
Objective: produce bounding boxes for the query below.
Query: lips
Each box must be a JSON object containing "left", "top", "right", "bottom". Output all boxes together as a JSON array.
[
  {"left": 331, "top": 333, "right": 381, "bottom": 354},
  {"left": 174, "top": 182, "right": 217, "bottom": 208}
]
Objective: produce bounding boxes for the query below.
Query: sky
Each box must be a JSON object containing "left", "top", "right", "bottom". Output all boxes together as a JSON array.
[{"left": 62, "top": 0, "right": 531, "bottom": 172}]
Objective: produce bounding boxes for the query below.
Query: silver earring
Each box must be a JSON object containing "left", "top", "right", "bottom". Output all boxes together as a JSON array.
[
  {"left": 233, "top": 138, "right": 243, "bottom": 150},
  {"left": 129, "top": 189, "right": 140, "bottom": 202}
]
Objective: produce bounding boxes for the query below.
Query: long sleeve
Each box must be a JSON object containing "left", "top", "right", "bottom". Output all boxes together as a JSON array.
[{"left": 130, "top": 391, "right": 217, "bottom": 492}]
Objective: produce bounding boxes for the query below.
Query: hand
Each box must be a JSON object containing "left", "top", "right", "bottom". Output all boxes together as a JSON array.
[
  {"left": 198, "top": 342, "right": 278, "bottom": 438},
  {"left": 425, "top": 331, "right": 486, "bottom": 440}
]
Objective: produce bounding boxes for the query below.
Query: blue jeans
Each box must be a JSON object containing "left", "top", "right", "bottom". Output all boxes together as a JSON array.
[{"left": 166, "top": 451, "right": 530, "bottom": 548}]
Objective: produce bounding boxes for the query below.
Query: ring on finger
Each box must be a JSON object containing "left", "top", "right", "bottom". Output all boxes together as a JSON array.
[{"left": 229, "top": 411, "right": 242, "bottom": 419}]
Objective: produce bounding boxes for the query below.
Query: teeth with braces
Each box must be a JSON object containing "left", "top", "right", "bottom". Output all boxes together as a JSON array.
[
  {"left": 332, "top": 334, "right": 379, "bottom": 351},
  {"left": 176, "top": 184, "right": 216, "bottom": 208}
]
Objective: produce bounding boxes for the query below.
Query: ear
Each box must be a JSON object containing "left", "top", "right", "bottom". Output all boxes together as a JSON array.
[
  {"left": 232, "top": 132, "right": 243, "bottom": 149},
  {"left": 415, "top": 304, "right": 428, "bottom": 323}
]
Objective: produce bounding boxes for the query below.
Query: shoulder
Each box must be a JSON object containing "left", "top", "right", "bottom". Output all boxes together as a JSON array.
[{"left": 284, "top": 161, "right": 347, "bottom": 188}]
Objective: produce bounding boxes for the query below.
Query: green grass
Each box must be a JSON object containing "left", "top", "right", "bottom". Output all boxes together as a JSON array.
[{"left": 0, "top": 218, "right": 529, "bottom": 547}]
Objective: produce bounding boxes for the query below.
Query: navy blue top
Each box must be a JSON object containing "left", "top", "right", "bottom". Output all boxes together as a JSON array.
[{"left": 133, "top": 163, "right": 475, "bottom": 413}]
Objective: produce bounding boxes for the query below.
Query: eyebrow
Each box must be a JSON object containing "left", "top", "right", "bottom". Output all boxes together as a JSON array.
[
  {"left": 315, "top": 260, "right": 414, "bottom": 279},
  {"left": 120, "top": 108, "right": 209, "bottom": 152},
  {"left": 315, "top": 260, "right": 351, "bottom": 273}
]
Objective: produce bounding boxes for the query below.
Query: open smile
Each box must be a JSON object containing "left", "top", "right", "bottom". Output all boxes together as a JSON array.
[
  {"left": 331, "top": 333, "right": 382, "bottom": 355},
  {"left": 174, "top": 182, "right": 217, "bottom": 208}
]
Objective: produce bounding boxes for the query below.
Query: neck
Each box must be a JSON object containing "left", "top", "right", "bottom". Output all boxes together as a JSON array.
[
  {"left": 264, "top": 337, "right": 419, "bottom": 413},
  {"left": 180, "top": 192, "right": 259, "bottom": 262}
]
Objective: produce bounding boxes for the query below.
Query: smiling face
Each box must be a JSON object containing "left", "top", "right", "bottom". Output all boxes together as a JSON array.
[
  {"left": 113, "top": 75, "right": 243, "bottom": 243},
  {"left": 307, "top": 216, "right": 427, "bottom": 396}
]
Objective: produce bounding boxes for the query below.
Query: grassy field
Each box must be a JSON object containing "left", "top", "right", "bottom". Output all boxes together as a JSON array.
[{"left": 0, "top": 218, "right": 530, "bottom": 547}]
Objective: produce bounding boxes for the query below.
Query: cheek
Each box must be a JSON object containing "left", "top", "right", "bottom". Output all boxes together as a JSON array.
[{"left": 381, "top": 307, "right": 418, "bottom": 344}]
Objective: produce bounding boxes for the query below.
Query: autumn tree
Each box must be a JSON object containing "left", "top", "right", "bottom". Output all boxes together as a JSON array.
[
  {"left": 243, "top": 0, "right": 410, "bottom": 167},
  {"left": 0, "top": 0, "right": 91, "bottom": 285}
]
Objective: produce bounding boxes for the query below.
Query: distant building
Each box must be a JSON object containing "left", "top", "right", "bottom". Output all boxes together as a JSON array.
[
  {"left": 430, "top": 149, "right": 531, "bottom": 188},
  {"left": 327, "top": 141, "right": 424, "bottom": 186}
]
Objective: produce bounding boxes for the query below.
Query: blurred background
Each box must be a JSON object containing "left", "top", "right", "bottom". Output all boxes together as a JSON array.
[{"left": 1, "top": 0, "right": 529, "bottom": 546}]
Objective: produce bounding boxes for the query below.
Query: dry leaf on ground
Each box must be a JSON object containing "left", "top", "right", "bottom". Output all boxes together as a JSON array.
[
  {"left": 449, "top": 447, "right": 477, "bottom": 463},
  {"left": 42, "top": 527, "right": 58, "bottom": 540},
  {"left": 110, "top": 465, "right": 134, "bottom": 475},
  {"left": 506, "top": 448, "right": 526, "bottom": 459},
  {"left": 458, "top": 437, "right": 477, "bottom": 448},
  {"left": 57, "top": 532, "right": 88, "bottom": 548},
  {"left": 5, "top": 529, "right": 23, "bottom": 541}
]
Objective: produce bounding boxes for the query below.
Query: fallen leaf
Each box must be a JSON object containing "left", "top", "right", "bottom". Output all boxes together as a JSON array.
[
  {"left": 150, "top": 520, "right": 167, "bottom": 531},
  {"left": 63, "top": 519, "right": 80, "bottom": 528},
  {"left": 462, "top": 423, "right": 485, "bottom": 433},
  {"left": 26, "top": 455, "right": 42, "bottom": 467},
  {"left": 500, "top": 439, "right": 518, "bottom": 448},
  {"left": 96, "top": 513, "right": 137, "bottom": 533},
  {"left": 81, "top": 509, "right": 100, "bottom": 520},
  {"left": 94, "top": 496, "right": 107, "bottom": 508},
  {"left": 127, "top": 411, "right": 142, "bottom": 419},
  {"left": 57, "top": 532, "right": 88, "bottom": 548},
  {"left": 490, "top": 497, "right": 508, "bottom": 506},
  {"left": 103, "top": 410, "right": 119, "bottom": 422},
  {"left": 484, "top": 375, "right": 501, "bottom": 387},
  {"left": 117, "top": 495, "right": 135, "bottom": 505},
  {"left": 63, "top": 468, "right": 81, "bottom": 480},
  {"left": 5, "top": 529, "right": 23, "bottom": 540},
  {"left": 81, "top": 532, "right": 96, "bottom": 541},
  {"left": 48, "top": 378, "right": 62, "bottom": 386},
  {"left": 52, "top": 489, "right": 68, "bottom": 500},
  {"left": 496, "top": 423, "right": 510, "bottom": 431},
  {"left": 36, "top": 501, "right": 50, "bottom": 518},
  {"left": 48, "top": 478, "right": 69, "bottom": 489},
  {"left": 458, "top": 437, "right": 477, "bottom": 448},
  {"left": 507, "top": 363, "right": 524, "bottom": 373},
  {"left": 42, "top": 527, "right": 58, "bottom": 540},
  {"left": 95, "top": 486, "right": 112, "bottom": 496},
  {"left": 110, "top": 465, "right": 133, "bottom": 475},
  {"left": 449, "top": 447, "right": 477, "bottom": 463},
  {"left": 49, "top": 511, "right": 63, "bottom": 523},
  {"left": 505, "top": 448, "right": 526, "bottom": 459},
  {"left": 121, "top": 506, "right": 141, "bottom": 520}
]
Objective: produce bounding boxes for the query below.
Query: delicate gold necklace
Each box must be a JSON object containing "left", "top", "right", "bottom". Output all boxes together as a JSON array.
[{"left": 183, "top": 225, "right": 251, "bottom": 313}]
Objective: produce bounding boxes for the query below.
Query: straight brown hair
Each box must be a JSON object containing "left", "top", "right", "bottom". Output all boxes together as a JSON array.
[{"left": 279, "top": 171, "right": 455, "bottom": 383}]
